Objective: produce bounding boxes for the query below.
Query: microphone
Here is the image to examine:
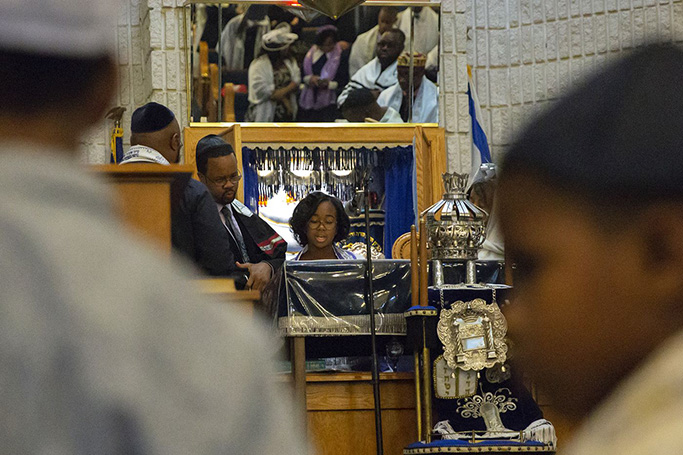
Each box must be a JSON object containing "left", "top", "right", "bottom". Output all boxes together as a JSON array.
[
  {"left": 344, "top": 191, "right": 364, "bottom": 216},
  {"left": 344, "top": 165, "right": 373, "bottom": 216}
]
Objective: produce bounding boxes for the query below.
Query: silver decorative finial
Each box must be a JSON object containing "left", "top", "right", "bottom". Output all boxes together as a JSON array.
[{"left": 442, "top": 172, "right": 469, "bottom": 196}]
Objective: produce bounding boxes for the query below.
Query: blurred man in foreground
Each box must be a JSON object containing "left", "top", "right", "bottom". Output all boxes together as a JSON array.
[
  {"left": 0, "top": 0, "right": 308, "bottom": 453},
  {"left": 499, "top": 44, "right": 683, "bottom": 455}
]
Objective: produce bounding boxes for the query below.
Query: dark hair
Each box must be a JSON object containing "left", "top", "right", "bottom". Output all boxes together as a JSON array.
[
  {"left": 341, "top": 87, "right": 375, "bottom": 110},
  {"left": 501, "top": 43, "right": 683, "bottom": 211},
  {"left": 379, "top": 6, "right": 399, "bottom": 18},
  {"left": 196, "top": 134, "right": 235, "bottom": 175},
  {"left": 290, "top": 192, "right": 351, "bottom": 246},
  {"left": 0, "top": 49, "right": 111, "bottom": 115},
  {"left": 315, "top": 27, "right": 338, "bottom": 47}
]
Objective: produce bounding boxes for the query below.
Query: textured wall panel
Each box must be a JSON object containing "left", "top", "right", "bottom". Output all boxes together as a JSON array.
[{"left": 447, "top": 0, "right": 683, "bottom": 170}]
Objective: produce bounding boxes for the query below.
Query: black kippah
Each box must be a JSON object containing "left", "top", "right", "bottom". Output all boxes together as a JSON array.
[
  {"left": 196, "top": 134, "right": 235, "bottom": 157},
  {"left": 131, "top": 102, "right": 175, "bottom": 133}
]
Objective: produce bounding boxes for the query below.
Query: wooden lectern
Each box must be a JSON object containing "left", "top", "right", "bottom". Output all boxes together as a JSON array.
[{"left": 91, "top": 164, "right": 194, "bottom": 251}]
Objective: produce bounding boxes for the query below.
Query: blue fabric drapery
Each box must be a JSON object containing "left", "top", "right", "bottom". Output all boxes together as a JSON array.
[
  {"left": 381, "top": 145, "right": 414, "bottom": 257},
  {"left": 241, "top": 147, "right": 259, "bottom": 212}
]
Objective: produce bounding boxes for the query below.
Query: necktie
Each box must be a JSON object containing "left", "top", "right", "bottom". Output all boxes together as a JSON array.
[{"left": 221, "top": 206, "right": 250, "bottom": 262}]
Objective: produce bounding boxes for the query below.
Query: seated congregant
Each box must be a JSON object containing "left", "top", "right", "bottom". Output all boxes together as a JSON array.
[
  {"left": 341, "top": 87, "right": 403, "bottom": 123},
  {"left": 120, "top": 103, "right": 236, "bottom": 276},
  {"left": 290, "top": 192, "right": 356, "bottom": 260},
  {"left": 377, "top": 52, "right": 438, "bottom": 123},
  {"left": 196, "top": 134, "right": 287, "bottom": 290},
  {"left": 348, "top": 6, "right": 399, "bottom": 77},
  {"left": 298, "top": 26, "right": 349, "bottom": 122},
  {"left": 337, "top": 28, "right": 404, "bottom": 107}
]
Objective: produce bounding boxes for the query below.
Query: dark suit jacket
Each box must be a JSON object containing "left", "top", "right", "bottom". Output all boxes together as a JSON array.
[{"left": 171, "top": 179, "right": 236, "bottom": 276}]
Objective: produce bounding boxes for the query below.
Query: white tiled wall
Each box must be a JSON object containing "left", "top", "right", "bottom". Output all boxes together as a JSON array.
[
  {"left": 80, "top": 0, "right": 187, "bottom": 164},
  {"left": 447, "top": 0, "right": 683, "bottom": 172}
]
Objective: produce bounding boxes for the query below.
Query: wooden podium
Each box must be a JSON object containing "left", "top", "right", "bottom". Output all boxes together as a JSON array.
[{"left": 92, "top": 164, "right": 194, "bottom": 250}]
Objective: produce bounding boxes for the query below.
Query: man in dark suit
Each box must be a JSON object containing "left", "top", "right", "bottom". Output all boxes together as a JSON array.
[{"left": 196, "top": 135, "right": 287, "bottom": 290}]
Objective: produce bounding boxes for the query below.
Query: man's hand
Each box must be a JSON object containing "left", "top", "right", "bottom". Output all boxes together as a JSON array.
[{"left": 236, "top": 261, "right": 273, "bottom": 291}]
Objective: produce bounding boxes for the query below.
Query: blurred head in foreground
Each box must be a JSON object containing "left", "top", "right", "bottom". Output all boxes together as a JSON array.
[
  {"left": 499, "top": 44, "right": 683, "bottom": 421},
  {"left": 0, "top": 0, "right": 118, "bottom": 150}
]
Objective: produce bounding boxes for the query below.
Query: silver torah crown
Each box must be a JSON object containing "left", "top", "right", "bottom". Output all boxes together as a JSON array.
[{"left": 423, "top": 172, "right": 487, "bottom": 260}]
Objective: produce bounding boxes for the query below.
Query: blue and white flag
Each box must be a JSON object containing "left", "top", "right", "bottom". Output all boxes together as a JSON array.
[{"left": 466, "top": 65, "right": 492, "bottom": 190}]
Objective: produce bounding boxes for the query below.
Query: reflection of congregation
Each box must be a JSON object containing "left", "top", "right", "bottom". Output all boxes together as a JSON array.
[{"left": 193, "top": 4, "right": 439, "bottom": 123}]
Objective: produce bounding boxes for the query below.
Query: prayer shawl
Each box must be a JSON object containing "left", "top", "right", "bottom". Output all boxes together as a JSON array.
[
  {"left": 348, "top": 25, "right": 379, "bottom": 77},
  {"left": 247, "top": 54, "right": 301, "bottom": 122},
  {"left": 293, "top": 244, "right": 357, "bottom": 260},
  {"left": 220, "top": 13, "right": 271, "bottom": 71},
  {"left": 299, "top": 43, "right": 342, "bottom": 111},
  {"left": 376, "top": 76, "right": 439, "bottom": 123},
  {"left": 397, "top": 7, "right": 439, "bottom": 55},
  {"left": 379, "top": 107, "right": 404, "bottom": 123},
  {"left": 231, "top": 199, "right": 287, "bottom": 269},
  {"left": 119, "top": 145, "right": 170, "bottom": 165},
  {"left": 337, "top": 57, "right": 398, "bottom": 107}
]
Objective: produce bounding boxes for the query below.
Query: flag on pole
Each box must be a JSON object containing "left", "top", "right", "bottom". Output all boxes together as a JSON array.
[
  {"left": 110, "top": 123, "right": 124, "bottom": 163},
  {"left": 466, "top": 65, "right": 492, "bottom": 190},
  {"left": 106, "top": 107, "right": 126, "bottom": 164}
]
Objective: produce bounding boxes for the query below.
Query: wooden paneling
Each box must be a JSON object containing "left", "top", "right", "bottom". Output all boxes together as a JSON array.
[
  {"left": 306, "top": 372, "right": 418, "bottom": 455},
  {"left": 196, "top": 278, "right": 261, "bottom": 317},
  {"left": 309, "top": 409, "right": 416, "bottom": 455}
]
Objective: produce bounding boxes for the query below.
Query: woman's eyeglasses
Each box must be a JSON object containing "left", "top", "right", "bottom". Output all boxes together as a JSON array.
[{"left": 308, "top": 218, "right": 337, "bottom": 229}]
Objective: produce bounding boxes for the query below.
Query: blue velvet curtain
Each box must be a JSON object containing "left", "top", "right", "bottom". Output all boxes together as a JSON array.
[
  {"left": 241, "top": 147, "right": 259, "bottom": 212},
  {"left": 382, "top": 145, "right": 414, "bottom": 257}
]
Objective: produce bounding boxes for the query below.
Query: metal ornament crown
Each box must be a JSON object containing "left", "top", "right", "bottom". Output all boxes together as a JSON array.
[
  {"left": 443, "top": 172, "right": 468, "bottom": 195},
  {"left": 422, "top": 172, "right": 487, "bottom": 260}
]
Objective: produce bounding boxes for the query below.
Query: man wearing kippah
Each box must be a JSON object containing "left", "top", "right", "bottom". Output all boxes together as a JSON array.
[
  {"left": 0, "top": 0, "right": 308, "bottom": 453},
  {"left": 337, "top": 28, "right": 405, "bottom": 108},
  {"left": 348, "top": 6, "right": 399, "bottom": 76},
  {"left": 121, "top": 101, "right": 183, "bottom": 165},
  {"left": 196, "top": 134, "right": 287, "bottom": 291},
  {"left": 377, "top": 52, "right": 438, "bottom": 123},
  {"left": 120, "top": 102, "right": 237, "bottom": 277}
]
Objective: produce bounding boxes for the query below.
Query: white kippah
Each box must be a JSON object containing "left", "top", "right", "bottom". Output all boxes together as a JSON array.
[{"left": 0, "top": 0, "right": 121, "bottom": 57}]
